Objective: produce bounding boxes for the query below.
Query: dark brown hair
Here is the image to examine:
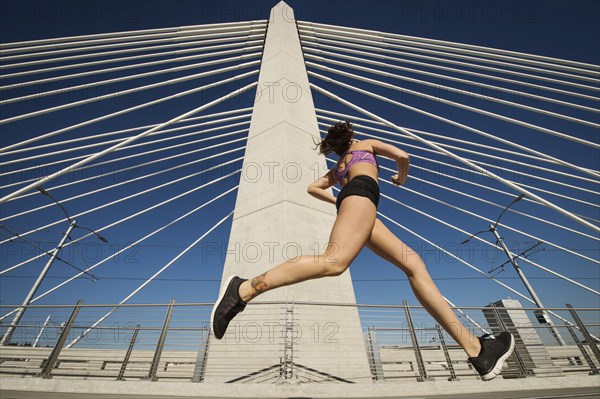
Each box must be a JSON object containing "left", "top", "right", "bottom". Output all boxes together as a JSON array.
[{"left": 315, "top": 119, "right": 354, "bottom": 156}]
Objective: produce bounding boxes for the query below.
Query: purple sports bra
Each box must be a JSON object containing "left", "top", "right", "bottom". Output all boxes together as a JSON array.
[{"left": 334, "top": 150, "right": 379, "bottom": 183}]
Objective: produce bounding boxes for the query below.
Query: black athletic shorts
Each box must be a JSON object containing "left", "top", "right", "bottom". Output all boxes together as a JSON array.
[{"left": 335, "top": 175, "right": 380, "bottom": 212}]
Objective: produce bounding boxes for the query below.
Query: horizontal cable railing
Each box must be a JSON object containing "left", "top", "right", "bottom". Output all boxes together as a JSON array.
[{"left": 0, "top": 301, "right": 598, "bottom": 383}]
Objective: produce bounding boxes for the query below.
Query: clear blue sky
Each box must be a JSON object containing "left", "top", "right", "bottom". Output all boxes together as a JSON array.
[{"left": 0, "top": 0, "right": 598, "bottom": 319}]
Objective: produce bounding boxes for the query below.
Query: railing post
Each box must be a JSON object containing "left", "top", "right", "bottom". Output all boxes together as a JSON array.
[
  {"left": 490, "top": 304, "right": 529, "bottom": 377},
  {"left": 40, "top": 300, "right": 82, "bottom": 379},
  {"left": 282, "top": 300, "right": 295, "bottom": 382},
  {"left": 566, "top": 325, "right": 599, "bottom": 375},
  {"left": 117, "top": 324, "right": 140, "bottom": 381},
  {"left": 566, "top": 304, "right": 600, "bottom": 366},
  {"left": 148, "top": 299, "right": 175, "bottom": 381},
  {"left": 366, "top": 325, "right": 384, "bottom": 381},
  {"left": 403, "top": 300, "right": 433, "bottom": 382},
  {"left": 192, "top": 323, "right": 210, "bottom": 383},
  {"left": 436, "top": 324, "right": 459, "bottom": 381}
]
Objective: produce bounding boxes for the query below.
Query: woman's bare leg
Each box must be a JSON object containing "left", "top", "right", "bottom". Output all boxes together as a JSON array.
[
  {"left": 238, "top": 196, "right": 377, "bottom": 302},
  {"left": 366, "top": 218, "right": 481, "bottom": 357}
]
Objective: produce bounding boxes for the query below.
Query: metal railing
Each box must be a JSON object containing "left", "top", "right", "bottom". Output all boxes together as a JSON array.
[{"left": 0, "top": 301, "right": 598, "bottom": 383}]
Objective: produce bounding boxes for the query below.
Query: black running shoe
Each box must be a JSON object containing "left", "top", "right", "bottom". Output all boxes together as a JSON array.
[
  {"left": 211, "top": 275, "right": 247, "bottom": 339},
  {"left": 468, "top": 332, "right": 515, "bottom": 381}
]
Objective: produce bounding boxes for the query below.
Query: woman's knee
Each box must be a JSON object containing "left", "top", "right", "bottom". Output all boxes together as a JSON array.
[
  {"left": 402, "top": 253, "right": 428, "bottom": 278},
  {"left": 323, "top": 262, "right": 350, "bottom": 276},
  {"left": 318, "top": 254, "right": 351, "bottom": 276}
]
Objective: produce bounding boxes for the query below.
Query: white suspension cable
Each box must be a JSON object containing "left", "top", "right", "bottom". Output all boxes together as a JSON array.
[
  {"left": 375, "top": 211, "right": 538, "bottom": 312},
  {"left": 2, "top": 131, "right": 248, "bottom": 191},
  {"left": 1, "top": 127, "right": 247, "bottom": 183},
  {"left": 306, "top": 25, "right": 600, "bottom": 78},
  {"left": 363, "top": 132, "right": 600, "bottom": 209},
  {"left": 322, "top": 136, "right": 598, "bottom": 241},
  {"left": 345, "top": 199, "right": 490, "bottom": 335},
  {"left": 1, "top": 119, "right": 250, "bottom": 166},
  {"left": 2, "top": 121, "right": 248, "bottom": 179},
  {"left": 0, "top": 184, "right": 239, "bottom": 322},
  {"left": 1, "top": 153, "right": 240, "bottom": 241},
  {"left": 299, "top": 33, "right": 600, "bottom": 97},
  {"left": 299, "top": 27, "right": 600, "bottom": 84},
  {"left": 1, "top": 120, "right": 249, "bottom": 176},
  {"left": 0, "top": 156, "right": 242, "bottom": 246},
  {"left": 333, "top": 184, "right": 546, "bottom": 304},
  {"left": 308, "top": 63, "right": 600, "bottom": 146},
  {"left": 318, "top": 111, "right": 600, "bottom": 179},
  {"left": 327, "top": 148, "right": 599, "bottom": 260},
  {"left": 0, "top": 40, "right": 264, "bottom": 81},
  {"left": 298, "top": 21, "right": 600, "bottom": 71},
  {"left": 0, "top": 69, "right": 259, "bottom": 154},
  {"left": 0, "top": 165, "right": 242, "bottom": 272},
  {"left": 344, "top": 127, "right": 600, "bottom": 197},
  {"left": 317, "top": 114, "right": 600, "bottom": 183},
  {"left": 375, "top": 182, "right": 599, "bottom": 296},
  {"left": 1, "top": 57, "right": 261, "bottom": 122},
  {"left": 0, "top": 47, "right": 261, "bottom": 93},
  {"left": 417, "top": 153, "right": 598, "bottom": 211},
  {"left": 0, "top": 40, "right": 264, "bottom": 88},
  {"left": 2, "top": 146, "right": 244, "bottom": 222},
  {"left": 317, "top": 119, "right": 600, "bottom": 191},
  {"left": 380, "top": 164, "right": 599, "bottom": 265},
  {"left": 320, "top": 118, "right": 598, "bottom": 215},
  {"left": 340, "top": 130, "right": 600, "bottom": 212},
  {"left": 1, "top": 108, "right": 252, "bottom": 157},
  {"left": 373, "top": 208, "right": 595, "bottom": 335},
  {"left": 310, "top": 83, "right": 599, "bottom": 232},
  {"left": 467, "top": 160, "right": 600, "bottom": 201},
  {"left": 306, "top": 54, "right": 599, "bottom": 127},
  {"left": 0, "top": 27, "right": 265, "bottom": 64},
  {"left": 363, "top": 157, "right": 597, "bottom": 241},
  {"left": 0, "top": 81, "right": 257, "bottom": 203},
  {"left": 66, "top": 210, "right": 234, "bottom": 347},
  {"left": 0, "top": 20, "right": 266, "bottom": 48},
  {"left": 309, "top": 74, "right": 599, "bottom": 180},
  {"left": 0, "top": 23, "right": 266, "bottom": 55},
  {"left": 0, "top": 33, "right": 266, "bottom": 70},
  {"left": 152, "top": 106, "right": 253, "bottom": 123},
  {"left": 318, "top": 115, "right": 600, "bottom": 218},
  {"left": 304, "top": 46, "right": 599, "bottom": 114},
  {"left": 0, "top": 157, "right": 242, "bottom": 252},
  {"left": 6, "top": 136, "right": 246, "bottom": 197}
]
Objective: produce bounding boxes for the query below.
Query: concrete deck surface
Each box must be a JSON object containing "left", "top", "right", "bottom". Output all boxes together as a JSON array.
[
  {"left": 1, "top": 386, "right": 599, "bottom": 399},
  {"left": 1, "top": 374, "right": 599, "bottom": 398}
]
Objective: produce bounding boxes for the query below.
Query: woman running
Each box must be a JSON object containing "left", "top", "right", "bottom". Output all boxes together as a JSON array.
[{"left": 211, "top": 120, "right": 514, "bottom": 381}]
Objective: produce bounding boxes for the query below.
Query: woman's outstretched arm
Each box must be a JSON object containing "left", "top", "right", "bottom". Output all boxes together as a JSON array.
[
  {"left": 369, "top": 139, "right": 410, "bottom": 186},
  {"left": 307, "top": 169, "right": 337, "bottom": 205}
]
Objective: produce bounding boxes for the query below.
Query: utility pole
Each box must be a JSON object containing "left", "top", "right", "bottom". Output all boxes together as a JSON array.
[
  {"left": 1, "top": 221, "right": 76, "bottom": 346},
  {"left": 490, "top": 224, "right": 566, "bottom": 346},
  {"left": 463, "top": 194, "right": 566, "bottom": 346},
  {"left": 2, "top": 186, "right": 106, "bottom": 346}
]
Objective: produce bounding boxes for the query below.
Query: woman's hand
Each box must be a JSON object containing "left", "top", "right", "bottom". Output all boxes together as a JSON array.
[
  {"left": 307, "top": 170, "right": 338, "bottom": 205},
  {"left": 393, "top": 156, "right": 409, "bottom": 186},
  {"left": 391, "top": 173, "right": 406, "bottom": 186},
  {"left": 367, "top": 139, "right": 410, "bottom": 186}
]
